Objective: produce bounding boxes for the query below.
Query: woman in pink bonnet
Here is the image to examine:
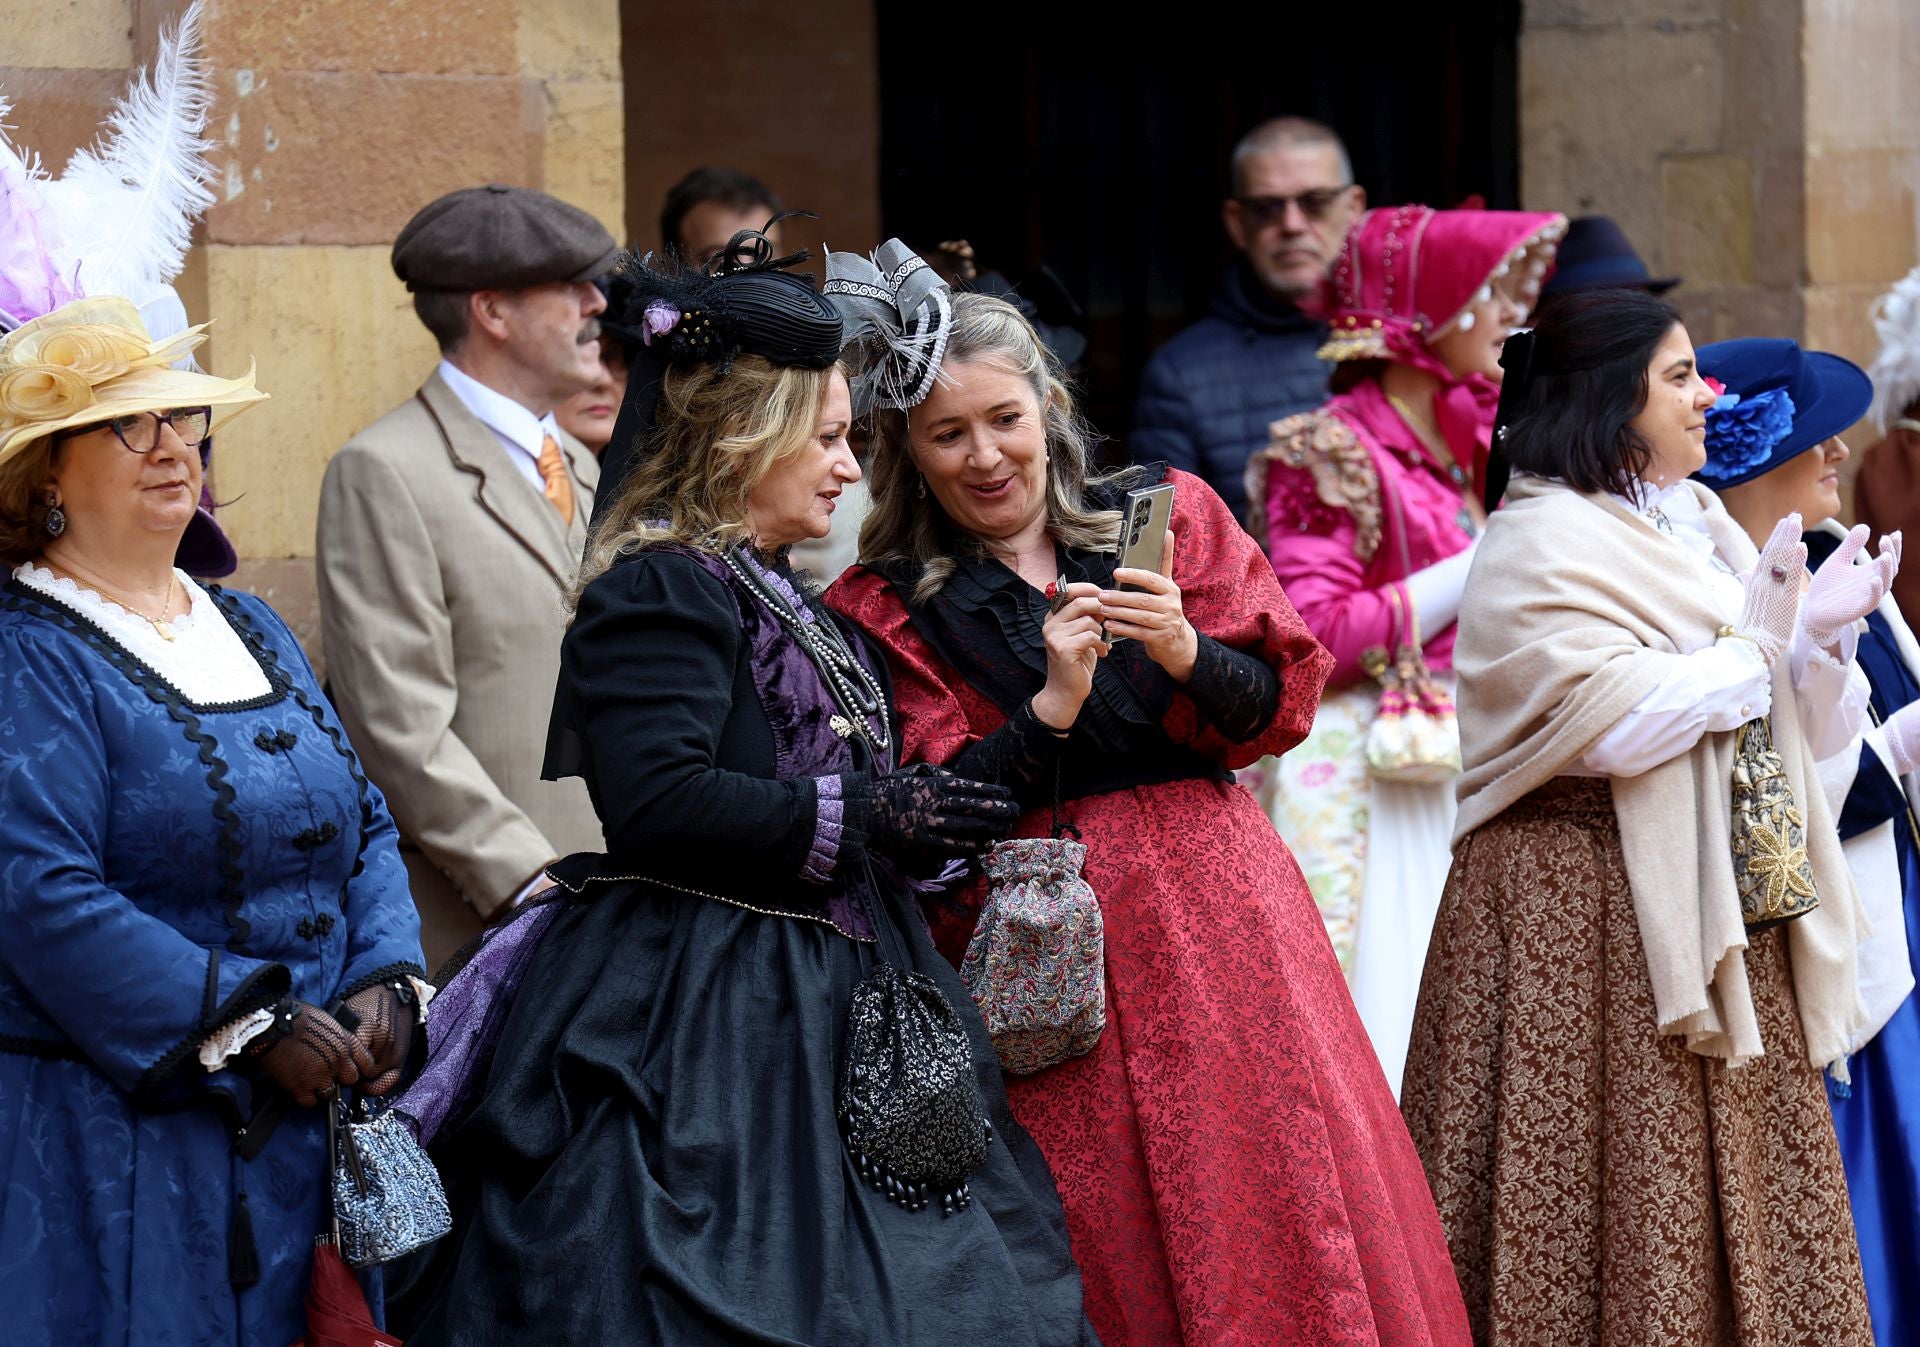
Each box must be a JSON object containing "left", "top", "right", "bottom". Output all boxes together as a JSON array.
[{"left": 1246, "top": 205, "right": 1566, "bottom": 1094}]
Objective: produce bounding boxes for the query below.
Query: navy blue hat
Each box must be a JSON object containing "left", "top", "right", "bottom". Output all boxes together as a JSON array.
[
  {"left": 1539, "top": 216, "right": 1679, "bottom": 297},
  {"left": 1695, "top": 337, "right": 1874, "bottom": 489}
]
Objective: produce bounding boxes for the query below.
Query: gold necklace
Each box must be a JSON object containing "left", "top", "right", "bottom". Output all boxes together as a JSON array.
[{"left": 44, "top": 562, "right": 183, "bottom": 641}]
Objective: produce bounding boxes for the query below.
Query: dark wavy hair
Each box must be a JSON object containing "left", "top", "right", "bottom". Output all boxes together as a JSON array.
[{"left": 1495, "top": 289, "right": 1683, "bottom": 497}]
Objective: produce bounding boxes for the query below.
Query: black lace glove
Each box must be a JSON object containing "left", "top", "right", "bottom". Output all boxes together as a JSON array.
[
  {"left": 868, "top": 765, "right": 1020, "bottom": 862},
  {"left": 246, "top": 1000, "right": 376, "bottom": 1108},
  {"left": 1182, "top": 634, "right": 1281, "bottom": 742},
  {"left": 338, "top": 980, "right": 417, "bottom": 1096},
  {"left": 950, "top": 699, "right": 1071, "bottom": 809}
]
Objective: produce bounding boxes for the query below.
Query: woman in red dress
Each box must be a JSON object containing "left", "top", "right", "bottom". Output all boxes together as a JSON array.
[{"left": 823, "top": 243, "right": 1470, "bottom": 1346}]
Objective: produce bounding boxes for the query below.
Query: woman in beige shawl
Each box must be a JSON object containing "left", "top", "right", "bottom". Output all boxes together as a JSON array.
[{"left": 1403, "top": 289, "right": 1886, "bottom": 1345}]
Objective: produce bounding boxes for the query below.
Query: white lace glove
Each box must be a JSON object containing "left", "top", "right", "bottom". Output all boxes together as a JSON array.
[
  {"left": 1883, "top": 700, "right": 1920, "bottom": 776},
  {"left": 1730, "top": 514, "right": 1807, "bottom": 666},
  {"left": 1805, "top": 524, "right": 1902, "bottom": 648}
]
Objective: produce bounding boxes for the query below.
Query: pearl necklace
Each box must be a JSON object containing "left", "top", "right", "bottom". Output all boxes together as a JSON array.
[{"left": 721, "top": 546, "right": 893, "bottom": 755}]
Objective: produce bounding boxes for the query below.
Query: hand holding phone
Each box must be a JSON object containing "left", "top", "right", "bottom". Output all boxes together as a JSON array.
[{"left": 1103, "top": 516, "right": 1197, "bottom": 678}]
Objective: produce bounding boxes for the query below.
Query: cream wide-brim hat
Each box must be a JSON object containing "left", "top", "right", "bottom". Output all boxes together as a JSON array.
[{"left": 0, "top": 296, "right": 266, "bottom": 467}]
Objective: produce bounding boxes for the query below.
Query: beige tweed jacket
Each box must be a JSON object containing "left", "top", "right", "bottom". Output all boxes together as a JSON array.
[{"left": 317, "top": 370, "right": 603, "bottom": 924}]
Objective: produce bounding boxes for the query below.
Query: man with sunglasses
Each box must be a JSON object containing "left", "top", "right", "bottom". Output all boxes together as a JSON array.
[{"left": 1131, "top": 117, "right": 1365, "bottom": 526}]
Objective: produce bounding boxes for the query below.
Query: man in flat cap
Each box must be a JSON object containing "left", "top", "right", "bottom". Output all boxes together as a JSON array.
[{"left": 318, "top": 184, "right": 613, "bottom": 964}]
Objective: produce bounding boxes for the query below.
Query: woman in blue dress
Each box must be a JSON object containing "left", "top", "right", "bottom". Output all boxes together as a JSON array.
[
  {"left": 1699, "top": 335, "right": 1920, "bottom": 1345},
  {"left": 0, "top": 296, "right": 429, "bottom": 1345}
]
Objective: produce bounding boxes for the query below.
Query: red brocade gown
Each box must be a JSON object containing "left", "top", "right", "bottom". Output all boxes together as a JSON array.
[{"left": 827, "top": 470, "right": 1470, "bottom": 1347}]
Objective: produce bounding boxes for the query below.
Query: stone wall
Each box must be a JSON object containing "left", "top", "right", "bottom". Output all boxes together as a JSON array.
[
  {"left": 1520, "top": 0, "right": 1920, "bottom": 511},
  {"left": 1, "top": 0, "right": 626, "bottom": 665}
]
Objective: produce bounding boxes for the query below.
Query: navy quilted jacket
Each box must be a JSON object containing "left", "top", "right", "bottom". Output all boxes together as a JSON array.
[{"left": 1129, "top": 262, "right": 1332, "bottom": 526}]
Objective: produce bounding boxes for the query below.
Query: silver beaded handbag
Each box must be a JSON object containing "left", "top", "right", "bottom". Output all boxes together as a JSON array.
[{"left": 328, "top": 1093, "right": 453, "bottom": 1268}]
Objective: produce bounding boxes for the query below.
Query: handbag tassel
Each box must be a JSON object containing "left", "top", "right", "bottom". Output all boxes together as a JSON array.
[{"left": 228, "top": 1186, "right": 261, "bottom": 1289}]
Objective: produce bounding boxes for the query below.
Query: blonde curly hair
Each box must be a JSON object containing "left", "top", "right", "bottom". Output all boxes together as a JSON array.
[{"left": 573, "top": 355, "right": 842, "bottom": 606}]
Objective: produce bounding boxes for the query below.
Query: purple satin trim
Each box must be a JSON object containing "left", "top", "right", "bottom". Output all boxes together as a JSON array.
[
  {"left": 801, "top": 774, "right": 844, "bottom": 885},
  {"left": 390, "top": 896, "right": 564, "bottom": 1146}
]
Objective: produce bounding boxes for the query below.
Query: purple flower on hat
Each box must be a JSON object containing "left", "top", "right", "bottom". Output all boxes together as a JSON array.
[
  {"left": 640, "top": 300, "right": 680, "bottom": 346},
  {"left": 1704, "top": 386, "right": 1797, "bottom": 477}
]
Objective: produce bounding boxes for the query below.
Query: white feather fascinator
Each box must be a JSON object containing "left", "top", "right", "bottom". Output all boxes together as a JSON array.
[
  {"left": 1869, "top": 264, "right": 1920, "bottom": 432},
  {"left": 823, "top": 239, "right": 953, "bottom": 414},
  {"left": 0, "top": 0, "right": 214, "bottom": 337}
]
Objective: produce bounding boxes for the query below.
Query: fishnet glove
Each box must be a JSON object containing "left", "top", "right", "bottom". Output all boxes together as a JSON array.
[
  {"left": 341, "top": 982, "right": 415, "bottom": 1096},
  {"left": 248, "top": 1001, "right": 375, "bottom": 1107},
  {"left": 1805, "top": 524, "right": 1901, "bottom": 648},
  {"left": 1731, "top": 514, "right": 1807, "bottom": 666},
  {"left": 869, "top": 765, "right": 1020, "bottom": 862}
]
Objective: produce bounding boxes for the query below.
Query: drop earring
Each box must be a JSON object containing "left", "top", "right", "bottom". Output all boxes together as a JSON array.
[
  {"left": 915, "top": 475, "right": 926, "bottom": 500},
  {"left": 43, "top": 503, "right": 65, "bottom": 538}
]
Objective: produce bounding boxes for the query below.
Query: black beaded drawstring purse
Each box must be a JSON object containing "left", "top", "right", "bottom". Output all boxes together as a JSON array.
[
  {"left": 724, "top": 546, "right": 992, "bottom": 1216},
  {"left": 836, "top": 890, "right": 994, "bottom": 1216}
]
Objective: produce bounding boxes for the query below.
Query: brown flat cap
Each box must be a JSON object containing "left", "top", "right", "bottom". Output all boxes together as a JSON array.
[{"left": 392, "top": 184, "right": 619, "bottom": 292}]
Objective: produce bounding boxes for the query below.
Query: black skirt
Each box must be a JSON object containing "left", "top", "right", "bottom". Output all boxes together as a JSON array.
[{"left": 391, "top": 878, "right": 1098, "bottom": 1346}]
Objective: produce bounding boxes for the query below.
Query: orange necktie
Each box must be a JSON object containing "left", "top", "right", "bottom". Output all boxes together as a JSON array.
[{"left": 536, "top": 434, "right": 575, "bottom": 526}]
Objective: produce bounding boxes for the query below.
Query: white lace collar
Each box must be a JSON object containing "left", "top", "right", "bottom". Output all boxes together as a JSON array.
[{"left": 13, "top": 563, "right": 276, "bottom": 706}]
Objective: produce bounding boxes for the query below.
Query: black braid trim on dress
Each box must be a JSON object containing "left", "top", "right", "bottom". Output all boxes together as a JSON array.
[
  {"left": 0, "top": 1035, "right": 86, "bottom": 1063},
  {"left": 340, "top": 960, "right": 429, "bottom": 1003},
  {"left": 2, "top": 580, "right": 289, "bottom": 949},
  {"left": 208, "top": 587, "right": 377, "bottom": 887},
  {"left": 133, "top": 959, "right": 292, "bottom": 1108},
  {"left": 1182, "top": 634, "right": 1282, "bottom": 743}
]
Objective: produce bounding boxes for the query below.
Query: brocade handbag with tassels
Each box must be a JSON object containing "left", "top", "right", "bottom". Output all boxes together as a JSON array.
[{"left": 1362, "top": 587, "right": 1463, "bottom": 784}]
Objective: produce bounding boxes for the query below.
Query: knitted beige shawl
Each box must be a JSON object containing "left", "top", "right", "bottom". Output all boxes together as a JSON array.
[{"left": 1454, "top": 475, "right": 1866, "bottom": 1072}]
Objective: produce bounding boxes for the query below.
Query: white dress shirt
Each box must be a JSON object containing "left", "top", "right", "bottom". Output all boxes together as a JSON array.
[
  {"left": 436, "top": 358, "right": 562, "bottom": 495},
  {"left": 1575, "top": 483, "right": 1868, "bottom": 777}
]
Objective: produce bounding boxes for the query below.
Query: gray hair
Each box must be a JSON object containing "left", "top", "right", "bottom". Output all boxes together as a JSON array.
[
  {"left": 1230, "top": 116, "right": 1352, "bottom": 196},
  {"left": 857, "top": 292, "right": 1136, "bottom": 604}
]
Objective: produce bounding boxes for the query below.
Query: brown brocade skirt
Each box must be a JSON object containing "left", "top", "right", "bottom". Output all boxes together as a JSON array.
[{"left": 1401, "top": 776, "right": 1871, "bottom": 1347}]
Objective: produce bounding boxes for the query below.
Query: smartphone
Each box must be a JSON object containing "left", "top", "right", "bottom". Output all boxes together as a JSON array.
[
  {"left": 1115, "top": 483, "right": 1175, "bottom": 580},
  {"left": 1108, "top": 483, "right": 1175, "bottom": 640}
]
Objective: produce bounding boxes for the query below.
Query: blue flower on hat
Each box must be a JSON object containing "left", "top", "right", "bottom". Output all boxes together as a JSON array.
[{"left": 1704, "top": 386, "right": 1797, "bottom": 477}]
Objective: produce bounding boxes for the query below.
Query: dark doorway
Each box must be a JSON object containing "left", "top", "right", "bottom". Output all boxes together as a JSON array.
[{"left": 875, "top": 4, "right": 1523, "bottom": 455}]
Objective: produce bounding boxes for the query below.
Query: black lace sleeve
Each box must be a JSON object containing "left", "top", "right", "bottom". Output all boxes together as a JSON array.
[
  {"left": 1182, "top": 634, "right": 1281, "bottom": 743},
  {"left": 949, "top": 699, "right": 1069, "bottom": 809}
]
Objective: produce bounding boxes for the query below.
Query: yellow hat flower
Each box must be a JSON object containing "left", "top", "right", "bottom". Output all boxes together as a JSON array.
[
  {"left": 0, "top": 363, "right": 97, "bottom": 423},
  {"left": 19, "top": 324, "right": 155, "bottom": 386}
]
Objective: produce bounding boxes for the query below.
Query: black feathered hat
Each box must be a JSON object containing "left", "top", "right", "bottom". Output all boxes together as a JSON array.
[{"left": 592, "top": 215, "right": 845, "bottom": 523}]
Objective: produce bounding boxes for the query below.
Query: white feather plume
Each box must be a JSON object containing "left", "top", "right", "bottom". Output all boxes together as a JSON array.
[
  {"left": 1870, "top": 266, "right": 1920, "bottom": 432},
  {"left": 43, "top": 0, "right": 214, "bottom": 310}
]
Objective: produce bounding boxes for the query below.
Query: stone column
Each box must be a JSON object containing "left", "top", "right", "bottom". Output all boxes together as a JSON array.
[{"left": 1520, "top": 0, "right": 1920, "bottom": 508}]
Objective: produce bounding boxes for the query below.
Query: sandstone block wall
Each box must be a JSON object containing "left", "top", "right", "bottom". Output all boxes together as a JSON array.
[
  {"left": 1521, "top": 0, "right": 1920, "bottom": 513},
  {"left": 1, "top": 0, "right": 626, "bottom": 666}
]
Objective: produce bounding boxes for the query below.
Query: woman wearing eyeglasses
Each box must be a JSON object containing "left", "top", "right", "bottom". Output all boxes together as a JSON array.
[
  {"left": 0, "top": 297, "right": 429, "bottom": 1345},
  {"left": 1244, "top": 205, "right": 1566, "bottom": 1096}
]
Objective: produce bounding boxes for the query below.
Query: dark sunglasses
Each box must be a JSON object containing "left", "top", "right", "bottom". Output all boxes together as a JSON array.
[
  {"left": 66, "top": 407, "right": 215, "bottom": 455},
  {"left": 1235, "top": 186, "right": 1355, "bottom": 227}
]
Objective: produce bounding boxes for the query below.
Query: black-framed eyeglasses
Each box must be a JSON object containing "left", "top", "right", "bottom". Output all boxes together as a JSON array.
[
  {"left": 78, "top": 407, "right": 215, "bottom": 454},
  {"left": 1235, "top": 186, "right": 1355, "bottom": 227}
]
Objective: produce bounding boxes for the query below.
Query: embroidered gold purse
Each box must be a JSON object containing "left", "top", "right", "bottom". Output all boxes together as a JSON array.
[{"left": 1730, "top": 715, "right": 1820, "bottom": 930}]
